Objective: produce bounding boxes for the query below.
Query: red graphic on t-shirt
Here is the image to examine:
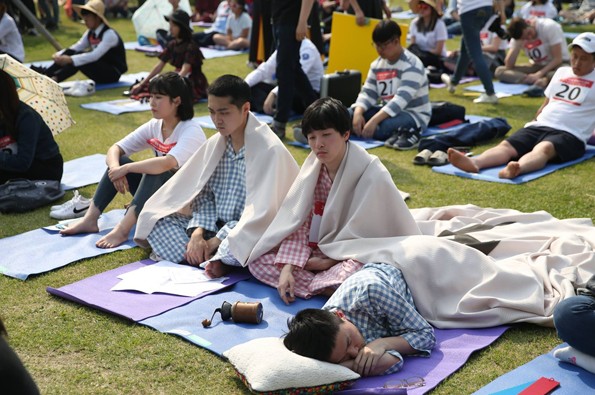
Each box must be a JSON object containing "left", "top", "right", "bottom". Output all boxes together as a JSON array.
[
  {"left": 376, "top": 70, "right": 398, "bottom": 81},
  {"left": 524, "top": 39, "right": 543, "bottom": 50},
  {"left": 529, "top": 10, "right": 546, "bottom": 17},
  {"left": 147, "top": 138, "right": 176, "bottom": 155},
  {"left": 560, "top": 77, "right": 594, "bottom": 88},
  {"left": 0, "top": 135, "right": 16, "bottom": 149}
]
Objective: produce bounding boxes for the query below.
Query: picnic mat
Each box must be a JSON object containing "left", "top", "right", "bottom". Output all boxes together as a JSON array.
[
  {"left": 194, "top": 113, "right": 301, "bottom": 129},
  {"left": 288, "top": 135, "right": 385, "bottom": 150},
  {"left": 0, "top": 210, "right": 134, "bottom": 280},
  {"left": 464, "top": 82, "right": 530, "bottom": 97},
  {"left": 433, "top": 145, "right": 595, "bottom": 184},
  {"left": 473, "top": 344, "right": 595, "bottom": 395},
  {"left": 61, "top": 153, "right": 107, "bottom": 190},
  {"left": 81, "top": 98, "right": 151, "bottom": 115},
  {"left": 58, "top": 72, "right": 150, "bottom": 91},
  {"left": 139, "top": 278, "right": 508, "bottom": 394},
  {"left": 124, "top": 41, "right": 248, "bottom": 59},
  {"left": 47, "top": 259, "right": 252, "bottom": 321},
  {"left": 422, "top": 115, "right": 493, "bottom": 137}
]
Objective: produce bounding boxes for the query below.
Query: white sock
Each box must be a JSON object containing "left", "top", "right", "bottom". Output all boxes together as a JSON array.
[{"left": 554, "top": 346, "right": 595, "bottom": 374}]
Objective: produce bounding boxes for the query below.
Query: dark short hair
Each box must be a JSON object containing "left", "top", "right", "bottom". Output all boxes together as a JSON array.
[
  {"left": 372, "top": 19, "right": 402, "bottom": 44},
  {"left": 507, "top": 17, "right": 528, "bottom": 40},
  {"left": 283, "top": 309, "right": 342, "bottom": 362},
  {"left": 149, "top": 72, "right": 194, "bottom": 120},
  {"left": 301, "top": 97, "right": 350, "bottom": 138},
  {"left": 207, "top": 74, "right": 251, "bottom": 108}
]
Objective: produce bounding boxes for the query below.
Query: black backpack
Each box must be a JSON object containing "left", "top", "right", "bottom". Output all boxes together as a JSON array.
[
  {"left": 0, "top": 179, "right": 64, "bottom": 213},
  {"left": 429, "top": 101, "right": 466, "bottom": 127}
]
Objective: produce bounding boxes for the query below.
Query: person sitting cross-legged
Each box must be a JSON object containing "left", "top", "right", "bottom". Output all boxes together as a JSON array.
[
  {"left": 448, "top": 32, "right": 595, "bottom": 179},
  {"left": 350, "top": 20, "right": 431, "bottom": 151}
]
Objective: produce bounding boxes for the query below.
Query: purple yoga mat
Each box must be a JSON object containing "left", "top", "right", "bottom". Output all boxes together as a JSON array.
[
  {"left": 46, "top": 260, "right": 252, "bottom": 321},
  {"left": 339, "top": 326, "right": 509, "bottom": 394}
]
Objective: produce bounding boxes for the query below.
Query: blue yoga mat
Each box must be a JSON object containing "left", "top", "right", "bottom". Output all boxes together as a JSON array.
[
  {"left": 473, "top": 344, "right": 595, "bottom": 395},
  {"left": 464, "top": 82, "right": 530, "bottom": 96},
  {"left": 422, "top": 115, "right": 493, "bottom": 137},
  {"left": 433, "top": 145, "right": 595, "bottom": 184},
  {"left": 140, "top": 278, "right": 508, "bottom": 394},
  {"left": 47, "top": 260, "right": 252, "bottom": 321},
  {"left": 61, "top": 154, "right": 107, "bottom": 190},
  {"left": 288, "top": 135, "right": 385, "bottom": 150},
  {"left": 0, "top": 210, "right": 134, "bottom": 280},
  {"left": 58, "top": 72, "right": 150, "bottom": 91}
]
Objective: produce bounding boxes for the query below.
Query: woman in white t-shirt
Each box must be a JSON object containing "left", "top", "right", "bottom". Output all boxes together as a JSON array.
[
  {"left": 212, "top": 0, "right": 251, "bottom": 50},
  {"left": 408, "top": 0, "right": 448, "bottom": 71},
  {"left": 60, "top": 72, "right": 206, "bottom": 248}
]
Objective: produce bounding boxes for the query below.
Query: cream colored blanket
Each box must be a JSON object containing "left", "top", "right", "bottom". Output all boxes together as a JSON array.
[
  {"left": 323, "top": 204, "right": 595, "bottom": 328},
  {"left": 248, "top": 141, "right": 421, "bottom": 263},
  {"left": 134, "top": 112, "right": 300, "bottom": 265}
]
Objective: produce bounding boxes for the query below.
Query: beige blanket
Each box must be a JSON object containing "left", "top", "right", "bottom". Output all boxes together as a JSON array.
[
  {"left": 323, "top": 204, "right": 595, "bottom": 328},
  {"left": 248, "top": 141, "right": 421, "bottom": 263},
  {"left": 134, "top": 112, "right": 300, "bottom": 265}
]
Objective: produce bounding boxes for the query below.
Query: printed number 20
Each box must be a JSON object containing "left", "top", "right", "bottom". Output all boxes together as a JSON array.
[{"left": 555, "top": 83, "right": 581, "bottom": 101}]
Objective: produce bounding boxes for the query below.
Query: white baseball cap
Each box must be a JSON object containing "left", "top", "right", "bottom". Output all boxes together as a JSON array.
[{"left": 569, "top": 32, "right": 595, "bottom": 54}]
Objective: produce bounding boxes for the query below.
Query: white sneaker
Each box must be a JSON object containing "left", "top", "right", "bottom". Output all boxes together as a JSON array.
[
  {"left": 64, "top": 81, "right": 96, "bottom": 97},
  {"left": 473, "top": 93, "right": 498, "bottom": 104},
  {"left": 50, "top": 190, "right": 91, "bottom": 220},
  {"left": 441, "top": 73, "right": 456, "bottom": 94}
]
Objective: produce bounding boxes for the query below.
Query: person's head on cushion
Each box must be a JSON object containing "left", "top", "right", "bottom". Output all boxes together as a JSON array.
[
  {"left": 283, "top": 263, "right": 436, "bottom": 377},
  {"left": 301, "top": 97, "right": 350, "bottom": 179}
]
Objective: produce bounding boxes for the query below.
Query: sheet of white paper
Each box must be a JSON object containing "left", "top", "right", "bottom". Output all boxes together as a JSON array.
[{"left": 111, "top": 261, "right": 227, "bottom": 297}]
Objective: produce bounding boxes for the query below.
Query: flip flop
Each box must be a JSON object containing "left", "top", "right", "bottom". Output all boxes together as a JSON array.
[
  {"left": 428, "top": 150, "right": 448, "bottom": 166},
  {"left": 413, "top": 149, "right": 433, "bottom": 165}
]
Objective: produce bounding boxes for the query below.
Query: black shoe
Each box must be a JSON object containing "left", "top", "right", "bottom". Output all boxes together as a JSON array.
[
  {"left": 384, "top": 133, "right": 400, "bottom": 148},
  {"left": 30, "top": 65, "right": 49, "bottom": 75},
  {"left": 523, "top": 85, "right": 545, "bottom": 98},
  {"left": 394, "top": 129, "right": 420, "bottom": 150},
  {"left": 271, "top": 121, "right": 286, "bottom": 139}
]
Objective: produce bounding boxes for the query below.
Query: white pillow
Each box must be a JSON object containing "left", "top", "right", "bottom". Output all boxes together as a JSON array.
[{"left": 223, "top": 337, "right": 360, "bottom": 393}]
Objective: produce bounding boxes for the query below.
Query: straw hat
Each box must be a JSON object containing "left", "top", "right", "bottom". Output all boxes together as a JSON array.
[
  {"left": 164, "top": 10, "right": 193, "bottom": 34},
  {"left": 408, "top": 0, "right": 443, "bottom": 16},
  {"left": 73, "top": 0, "right": 109, "bottom": 27}
]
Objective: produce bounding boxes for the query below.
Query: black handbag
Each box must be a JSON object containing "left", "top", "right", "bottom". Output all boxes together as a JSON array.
[{"left": 0, "top": 179, "right": 64, "bottom": 213}]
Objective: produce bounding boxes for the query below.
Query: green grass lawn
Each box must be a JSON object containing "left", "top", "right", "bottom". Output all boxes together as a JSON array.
[{"left": 1, "top": 3, "right": 594, "bottom": 394}]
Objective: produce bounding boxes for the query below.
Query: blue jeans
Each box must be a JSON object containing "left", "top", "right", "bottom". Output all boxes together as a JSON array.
[
  {"left": 453, "top": 6, "right": 495, "bottom": 95},
  {"left": 350, "top": 107, "right": 417, "bottom": 141},
  {"left": 93, "top": 156, "right": 173, "bottom": 216},
  {"left": 554, "top": 295, "right": 595, "bottom": 357},
  {"left": 273, "top": 24, "right": 318, "bottom": 124}
]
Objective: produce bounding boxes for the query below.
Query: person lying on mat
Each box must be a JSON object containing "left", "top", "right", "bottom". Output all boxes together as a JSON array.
[
  {"left": 30, "top": 0, "right": 128, "bottom": 84},
  {"left": 60, "top": 73, "right": 206, "bottom": 248},
  {"left": 284, "top": 262, "right": 436, "bottom": 376},
  {"left": 494, "top": 17, "right": 569, "bottom": 97},
  {"left": 0, "top": 69, "right": 64, "bottom": 184},
  {"left": 350, "top": 20, "right": 431, "bottom": 151},
  {"left": 247, "top": 97, "right": 420, "bottom": 304},
  {"left": 449, "top": 32, "right": 595, "bottom": 179},
  {"left": 130, "top": 10, "right": 208, "bottom": 103},
  {"left": 134, "top": 75, "right": 299, "bottom": 277},
  {"left": 553, "top": 274, "right": 595, "bottom": 375}
]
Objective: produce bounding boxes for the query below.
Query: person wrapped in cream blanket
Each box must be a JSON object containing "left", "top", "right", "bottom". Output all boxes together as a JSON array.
[
  {"left": 248, "top": 97, "right": 421, "bottom": 304},
  {"left": 134, "top": 75, "right": 300, "bottom": 275}
]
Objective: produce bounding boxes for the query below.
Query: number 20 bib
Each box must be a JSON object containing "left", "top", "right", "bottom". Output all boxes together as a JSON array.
[{"left": 552, "top": 77, "right": 593, "bottom": 106}]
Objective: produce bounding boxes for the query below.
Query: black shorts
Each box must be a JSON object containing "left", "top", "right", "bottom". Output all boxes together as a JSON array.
[{"left": 506, "top": 125, "right": 585, "bottom": 163}]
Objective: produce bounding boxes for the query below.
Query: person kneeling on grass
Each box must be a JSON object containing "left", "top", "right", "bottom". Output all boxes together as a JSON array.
[
  {"left": 448, "top": 32, "right": 595, "bottom": 179},
  {"left": 60, "top": 72, "right": 206, "bottom": 248},
  {"left": 350, "top": 20, "right": 431, "bottom": 151},
  {"left": 284, "top": 263, "right": 436, "bottom": 376}
]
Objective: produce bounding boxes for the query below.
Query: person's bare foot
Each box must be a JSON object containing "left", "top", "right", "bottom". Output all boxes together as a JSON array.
[
  {"left": 95, "top": 226, "right": 129, "bottom": 249},
  {"left": 59, "top": 218, "right": 99, "bottom": 236},
  {"left": 498, "top": 161, "right": 521, "bottom": 179},
  {"left": 447, "top": 148, "right": 479, "bottom": 173},
  {"left": 204, "top": 260, "right": 231, "bottom": 278}
]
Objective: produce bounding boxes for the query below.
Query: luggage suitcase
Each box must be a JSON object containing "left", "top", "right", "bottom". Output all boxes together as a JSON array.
[{"left": 319, "top": 70, "right": 362, "bottom": 107}]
